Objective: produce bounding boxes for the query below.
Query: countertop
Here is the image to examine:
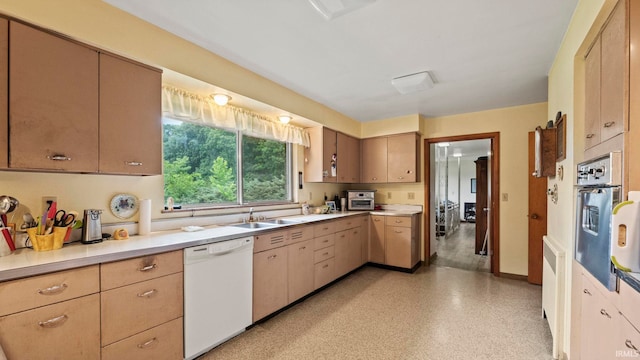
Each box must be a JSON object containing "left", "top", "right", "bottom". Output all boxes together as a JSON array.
[{"left": 0, "top": 209, "right": 420, "bottom": 282}]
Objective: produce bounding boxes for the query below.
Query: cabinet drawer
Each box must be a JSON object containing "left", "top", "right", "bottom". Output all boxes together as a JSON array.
[
  {"left": 386, "top": 216, "right": 412, "bottom": 227},
  {"left": 314, "top": 221, "right": 336, "bottom": 237},
  {"left": 0, "top": 265, "right": 99, "bottom": 316},
  {"left": 335, "top": 217, "right": 361, "bottom": 232},
  {"left": 314, "top": 258, "right": 335, "bottom": 290},
  {"left": 101, "top": 250, "right": 183, "bottom": 290},
  {"left": 620, "top": 280, "right": 640, "bottom": 330},
  {"left": 314, "top": 234, "right": 335, "bottom": 250},
  {"left": 0, "top": 294, "right": 100, "bottom": 360},
  {"left": 101, "top": 317, "right": 183, "bottom": 360},
  {"left": 289, "top": 225, "right": 314, "bottom": 244},
  {"left": 254, "top": 229, "right": 289, "bottom": 253},
  {"left": 314, "top": 245, "right": 335, "bottom": 264},
  {"left": 101, "top": 272, "right": 183, "bottom": 346}
]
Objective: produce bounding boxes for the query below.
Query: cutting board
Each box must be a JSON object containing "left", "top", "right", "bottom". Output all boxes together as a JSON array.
[{"left": 612, "top": 191, "right": 640, "bottom": 272}]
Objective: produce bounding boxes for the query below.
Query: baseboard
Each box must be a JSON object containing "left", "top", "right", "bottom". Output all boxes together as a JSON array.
[{"left": 499, "top": 272, "right": 528, "bottom": 281}]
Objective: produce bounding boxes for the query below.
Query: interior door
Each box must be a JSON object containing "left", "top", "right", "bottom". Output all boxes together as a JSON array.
[
  {"left": 528, "top": 131, "right": 547, "bottom": 285},
  {"left": 474, "top": 157, "right": 488, "bottom": 254}
]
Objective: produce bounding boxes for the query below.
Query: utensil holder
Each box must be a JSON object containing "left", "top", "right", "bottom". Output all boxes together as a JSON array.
[{"left": 27, "top": 227, "right": 65, "bottom": 251}]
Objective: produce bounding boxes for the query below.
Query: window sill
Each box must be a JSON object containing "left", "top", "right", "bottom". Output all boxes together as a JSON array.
[{"left": 160, "top": 202, "right": 298, "bottom": 215}]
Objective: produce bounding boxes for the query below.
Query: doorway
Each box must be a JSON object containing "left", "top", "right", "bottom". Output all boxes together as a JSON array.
[{"left": 424, "top": 132, "right": 501, "bottom": 276}]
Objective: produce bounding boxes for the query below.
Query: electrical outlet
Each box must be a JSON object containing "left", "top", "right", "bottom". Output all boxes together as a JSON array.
[
  {"left": 502, "top": 193, "right": 509, "bottom": 202},
  {"left": 42, "top": 196, "right": 57, "bottom": 214},
  {"left": 387, "top": 192, "right": 392, "bottom": 199},
  {"left": 408, "top": 192, "right": 415, "bottom": 200}
]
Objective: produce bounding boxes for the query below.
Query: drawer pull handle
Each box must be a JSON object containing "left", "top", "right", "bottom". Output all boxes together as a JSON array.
[
  {"left": 603, "top": 121, "right": 615, "bottom": 128},
  {"left": 583, "top": 289, "right": 591, "bottom": 295},
  {"left": 323, "top": 239, "right": 329, "bottom": 243},
  {"left": 323, "top": 252, "right": 329, "bottom": 256},
  {"left": 599, "top": 309, "right": 611, "bottom": 319},
  {"left": 138, "top": 337, "right": 158, "bottom": 349},
  {"left": 38, "top": 314, "right": 68, "bottom": 328},
  {"left": 374, "top": 218, "right": 381, "bottom": 222},
  {"left": 137, "top": 289, "right": 157, "bottom": 298},
  {"left": 394, "top": 230, "right": 403, "bottom": 233},
  {"left": 299, "top": 246, "right": 306, "bottom": 250},
  {"left": 398, "top": 176, "right": 404, "bottom": 179},
  {"left": 138, "top": 264, "right": 157, "bottom": 272},
  {"left": 395, "top": 220, "right": 402, "bottom": 223},
  {"left": 38, "top": 283, "right": 68, "bottom": 295},
  {"left": 625, "top": 340, "right": 638, "bottom": 352},
  {"left": 323, "top": 264, "right": 329, "bottom": 269},
  {"left": 586, "top": 133, "right": 595, "bottom": 139},
  {"left": 125, "top": 161, "right": 143, "bottom": 166},
  {"left": 47, "top": 154, "right": 72, "bottom": 161},
  {"left": 268, "top": 254, "right": 278, "bottom": 260}
]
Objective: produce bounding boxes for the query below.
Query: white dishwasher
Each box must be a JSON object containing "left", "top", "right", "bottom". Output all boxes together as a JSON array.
[{"left": 184, "top": 236, "right": 254, "bottom": 360}]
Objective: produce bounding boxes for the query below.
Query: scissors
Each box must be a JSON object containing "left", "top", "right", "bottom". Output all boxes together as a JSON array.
[{"left": 54, "top": 210, "right": 75, "bottom": 227}]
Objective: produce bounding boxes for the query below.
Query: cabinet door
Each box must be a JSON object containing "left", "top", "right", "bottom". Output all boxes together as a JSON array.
[
  {"left": 581, "top": 275, "right": 619, "bottom": 359},
  {"left": 99, "top": 54, "right": 162, "bottom": 175},
  {"left": 0, "top": 294, "right": 100, "bottom": 360},
  {"left": 101, "top": 317, "right": 183, "bottom": 360},
  {"left": 314, "top": 258, "right": 335, "bottom": 290},
  {"left": 334, "top": 230, "right": 350, "bottom": 277},
  {"left": 619, "top": 316, "right": 640, "bottom": 359},
  {"left": 288, "top": 239, "right": 314, "bottom": 303},
  {"left": 385, "top": 226, "right": 412, "bottom": 268},
  {"left": 337, "top": 132, "right": 350, "bottom": 183},
  {"left": 253, "top": 246, "right": 288, "bottom": 321},
  {"left": 323, "top": 128, "right": 337, "bottom": 182},
  {"left": 600, "top": 2, "right": 626, "bottom": 142},
  {"left": 361, "top": 216, "right": 370, "bottom": 265},
  {"left": 348, "top": 227, "right": 363, "bottom": 271},
  {"left": 9, "top": 21, "right": 99, "bottom": 172},
  {"left": 361, "top": 137, "right": 388, "bottom": 183},
  {"left": 584, "top": 37, "right": 601, "bottom": 149},
  {"left": 0, "top": 18, "right": 7, "bottom": 169},
  {"left": 388, "top": 133, "right": 419, "bottom": 182},
  {"left": 347, "top": 135, "right": 361, "bottom": 183},
  {"left": 369, "top": 215, "right": 385, "bottom": 264}
]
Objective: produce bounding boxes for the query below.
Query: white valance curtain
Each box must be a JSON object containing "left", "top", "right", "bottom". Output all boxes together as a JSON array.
[{"left": 162, "top": 86, "right": 310, "bottom": 147}]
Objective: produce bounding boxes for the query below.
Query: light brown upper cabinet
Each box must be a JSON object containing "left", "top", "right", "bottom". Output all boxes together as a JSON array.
[
  {"left": 361, "top": 137, "right": 388, "bottom": 183},
  {"left": 99, "top": 54, "right": 162, "bottom": 175},
  {"left": 9, "top": 21, "right": 99, "bottom": 172},
  {"left": 387, "top": 133, "right": 420, "bottom": 183},
  {"left": 0, "top": 19, "right": 7, "bottom": 169},
  {"left": 304, "top": 126, "right": 337, "bottom": 182},
  {"left": 584, "top": 2, "right": 626, "bottom": 150},
  {"left": 337, "top": 132, "right": 361, "bottom": 183},
  {"left": 362, "top": 132, "right": 420, "bottom": 184}
]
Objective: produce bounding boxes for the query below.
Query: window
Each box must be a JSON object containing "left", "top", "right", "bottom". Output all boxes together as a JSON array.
[{"left": 162, "top": 118, "right": 292, "bottom": 207}]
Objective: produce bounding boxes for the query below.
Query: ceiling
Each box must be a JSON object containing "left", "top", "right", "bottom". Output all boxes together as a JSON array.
[{"left": 104, "top": 0, "right": 578, "bottom": 122}]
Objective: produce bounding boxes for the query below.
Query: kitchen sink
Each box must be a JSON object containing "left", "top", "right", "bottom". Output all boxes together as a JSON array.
[
  {"left": 230, "top": 222, "right": 280, "bottom": 229},
  {"left": 262, "top": 218, "right": 302, "bottom": 225}
]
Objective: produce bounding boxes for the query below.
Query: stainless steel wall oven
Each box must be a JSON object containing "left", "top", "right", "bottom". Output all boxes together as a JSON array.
[{"left": 575, "top": 152, "right": 622, "bottom": 291}]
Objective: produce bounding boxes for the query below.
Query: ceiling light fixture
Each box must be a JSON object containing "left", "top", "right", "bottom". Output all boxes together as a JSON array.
[
  {"left": 308, "top": 0, "right": 376, "bottom": 20},
  {"left": 391, "top": 71, "right": 435, "bottom": 95},
  {"left": 278, "top": 115, "right": 292, "bottom": 124},
  {"left": 437, "top": 142, "right": 450, "bottom": 147},
  {"left": 453, "top": 150, "right": 462, "bottom": 157},
  {"left": 211, "top": 94, "right": 231, "bottom": 106}
]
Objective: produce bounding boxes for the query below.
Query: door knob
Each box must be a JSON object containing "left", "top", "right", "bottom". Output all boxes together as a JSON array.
[{"left": 531, "top": 214, "right": 539, "bottom": 219}]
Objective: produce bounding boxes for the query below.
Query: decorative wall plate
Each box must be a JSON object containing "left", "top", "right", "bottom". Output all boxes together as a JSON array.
[{"left": 110, "top": 194, "right": 139, "bottom": 219}]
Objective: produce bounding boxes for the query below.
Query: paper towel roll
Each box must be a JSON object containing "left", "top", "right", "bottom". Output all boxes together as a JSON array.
[{"left": 139, "top": 199, "right": 151, "bottom": 235}]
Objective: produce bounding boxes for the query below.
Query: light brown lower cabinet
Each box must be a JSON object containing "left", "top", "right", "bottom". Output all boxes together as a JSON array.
[
  {"left": 100, "top": 272, "right": 184, "bottom": 346},
  {"left": 288, "top": 238, "right": 315, "bottom": 303},
  {"left": 253, "top": 246, "right": 288, "bottom": 322},
  {"left": 0, "top": 293, "right": 101, "bottom": 360},
  {"left": 369, "top": 214, "right": 421, "bottom": 270},
  {"left": 334, "top": 227, "right": 362, "bottom": 276},
  {"left": 314, "top": 258, "right": 335, "bottom": 289},
  {"left": 369, "top": 215, "right": 386, "bottom": 264},
  {"left": 101, "top": 317, "right": 183, "bottom": 360}
]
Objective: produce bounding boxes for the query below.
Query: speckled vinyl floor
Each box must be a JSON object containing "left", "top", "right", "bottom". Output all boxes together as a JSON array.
[
  {"left": 432, "top": 222, "right": 490, "bottom": 272},
  {"left": 201, "top": 265, "right": 552, "bottom": 360}
]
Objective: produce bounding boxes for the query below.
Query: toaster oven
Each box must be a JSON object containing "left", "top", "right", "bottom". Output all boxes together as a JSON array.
[{"left": 346, "top": 190, "right": 375, "bottom": 210}]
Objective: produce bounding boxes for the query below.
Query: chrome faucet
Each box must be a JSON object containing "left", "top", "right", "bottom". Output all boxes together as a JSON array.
[{"left": 248, "top": 208, "right": 254, "bottom": 222}]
